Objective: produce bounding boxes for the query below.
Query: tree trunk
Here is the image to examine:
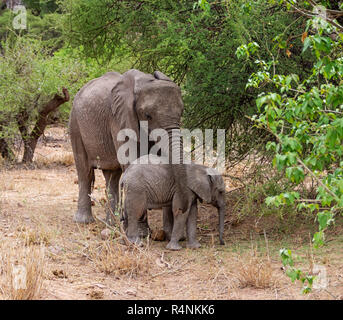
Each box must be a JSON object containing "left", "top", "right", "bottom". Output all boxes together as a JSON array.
[
  {"left": 20, "top": 88, "right": 69, "bottom": 163},
  {"left": 0, "top": 137, "right": 13, "bottom": 160},
  {"left": 0, "top": 121, "right": 14, "bottom": 160},
  {"left": 4, "top": 0, "right": 23, "bottom": 9}
]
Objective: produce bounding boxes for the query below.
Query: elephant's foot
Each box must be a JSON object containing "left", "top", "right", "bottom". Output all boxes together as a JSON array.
[
  {"left": 164, "top": 231, "right": 185, "bottom": 242},
  {"left": 166, "top": 241, "right": 182, "bottom": 251},
  {"left": 127, "top": 236, "right": 143, "bottom": 247},
  {"left": 187, "top": 241, "right": 201, "bottom": 249},
  {"left": 74, "top": 210, "right": 95, "bottom": 224}
]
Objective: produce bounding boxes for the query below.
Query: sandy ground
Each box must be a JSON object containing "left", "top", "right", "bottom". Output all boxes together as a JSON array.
[{"left": 0, "top": 126, "right": 342, "bottom": 300}]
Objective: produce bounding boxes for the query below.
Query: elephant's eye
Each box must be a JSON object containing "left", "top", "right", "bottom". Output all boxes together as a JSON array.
[{"left": 145, "top": 113, "right": 152, "bottom": 120}]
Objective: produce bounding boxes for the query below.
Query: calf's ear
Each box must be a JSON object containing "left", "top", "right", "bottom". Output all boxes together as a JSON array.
[{"left": 187, "top": 167, "right": 212, "bottom": 203}]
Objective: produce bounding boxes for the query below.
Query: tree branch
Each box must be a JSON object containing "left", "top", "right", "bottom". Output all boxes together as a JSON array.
[
  {"left": 286, "top": 0, "right": 343, "bottom": 33},
  {"left": 21, "top": 88, "right": 70, "bottom": 163},
  {"left": 296, "top": 157, "right": 339, "bottom": 201}
]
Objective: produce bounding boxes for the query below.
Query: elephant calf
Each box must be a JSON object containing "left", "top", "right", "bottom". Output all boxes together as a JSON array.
[{"left": 119, "top": 155, "right": 226, "bottom": 250}]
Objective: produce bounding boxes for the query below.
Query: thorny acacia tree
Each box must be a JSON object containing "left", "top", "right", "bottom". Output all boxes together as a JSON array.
[{"left": 0, "top": 37, "right": 87, "bottom": 162}]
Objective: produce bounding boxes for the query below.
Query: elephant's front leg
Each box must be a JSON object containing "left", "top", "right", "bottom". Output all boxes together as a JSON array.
[
  {"left": 166, "top": 210, "right": 189, "bottom": 250},
  {"left": 186, "top": 202, "right": 201, "bottom": 249},
  {"left": 102, "top": 169, "right": 121, "bottom": 225},
  {"left": 126, "top": 209, "right": 143, "bottom": 246},
  {"left": 125, "top": 192, "right": 145, "bottom": 246},
  {"left": 163, "top": 206, "right": 187, "bottom": 241}
]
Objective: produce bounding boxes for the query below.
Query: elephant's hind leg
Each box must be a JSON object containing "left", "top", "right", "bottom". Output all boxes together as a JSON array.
[
  {"left": 138, "top": 210, "right": 151, "bottom": 238},
  {"left": 74, "top": 167, "right": 95, "bottom": 224},
  {"left": 71, "top": 131, "right": 95, "bottom": 224}
]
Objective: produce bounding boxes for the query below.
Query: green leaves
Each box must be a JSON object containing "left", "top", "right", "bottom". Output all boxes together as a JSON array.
[
  {"left": 279, "top": 248, "right": 316, "bottom": 294},
  {"left": 0, "top": 36, "right": 93, "bottom": 158},
  {"left": 266, "top": 191, "right": 299, "bottom": 207},
  {"left": 235, "top": 45, "right": 248, "bottom": 60},
  {"left": 312, "top": 35, "right": 332, "bottom": 54},
  {"left": 280, "top": 248, "right": 294, "bottom": 267},
  {"left": 286, "top": 268, "right": 302, "bottom": 282},
  {"left": 274, "top": 152, "right": 297, "bottom": 170},
  {"left": 240, "top": 1, "right": 343, "bottom": 294},
  {"left": 313, "top": 230, "right": 325, "bottom": 248},
  {"left": 194, "top": 0, "right": 211, "bottom": 13},
  {"left": 317, "top": 211, "right": 334, "bottom": 231},
  {"left": 235, "top": 42, "right": 260, "bottom": 59},
  {"left": 302, "top": 37, "right": 312, "bottom": 53},
  {"left": 285, "top": 167, "right": 305, "bottom": 184},
  {"left": 282, "top": 137, "right": 302, "bottom": 153},
  {"left": 246, "top": 24, "right": 343, "bottom": 228}
]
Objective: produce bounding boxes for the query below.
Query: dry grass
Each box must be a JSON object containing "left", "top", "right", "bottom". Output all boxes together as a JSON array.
[
  {"left": 20, "top": 227, "right": 51, "bottom": 246},
  {"left": 85, "top": 187, "right": 156, "bottom": 278},
  {"left": 233, "top": 248, "right": 278, "bottom": 289},
  {"left": 34, "top": 151, "right": 74, "bottom": 167},
  {"left": 88, "top": 240, "right": 154, "bottom": 277},
  {"left": 0, "top": 242, "right": 46, "bottom": 300},
  {"left": 0, "top": 179, "right": 16, "bottom": 191}
]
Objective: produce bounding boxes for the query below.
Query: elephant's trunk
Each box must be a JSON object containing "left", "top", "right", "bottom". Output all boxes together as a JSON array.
[
  {"left": 218, "top": 205, "right": 225, "bottom": 245},
  {"left": 164, "top": 127, "right": 190, "bottom": 213}
]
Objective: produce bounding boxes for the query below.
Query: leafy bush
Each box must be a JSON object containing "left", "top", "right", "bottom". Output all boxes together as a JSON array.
[
  {"left": 237, "top": 0, "right": 343, "bottom": 292},
  {"left": 0, "top": 9, "right": 63, "bottom": 52}
]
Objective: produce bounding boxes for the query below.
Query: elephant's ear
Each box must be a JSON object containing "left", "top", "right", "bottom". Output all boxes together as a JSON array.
[
  {"left": 153, "top": 71, "right": 173, "bottom": 82},
  {"left": 187, "top": 166, "right": 212, "bottom": 203},
  {"left": 111, "top": 72, "right": 139, "bottom": 141}
]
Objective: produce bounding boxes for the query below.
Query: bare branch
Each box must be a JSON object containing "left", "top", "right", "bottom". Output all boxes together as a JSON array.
[
  {"left": 296, "top": 158, "right": 339, "bottom": 201},
  {"left": 285, "top": 0, "right": 343, "bottom": 33}
]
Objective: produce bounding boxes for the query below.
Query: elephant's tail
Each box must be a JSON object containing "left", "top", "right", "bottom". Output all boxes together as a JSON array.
[
  {"left": 118, "top": 176, "right": 127, "bottom": 223},
  {"left": 91, "top": 172, "right": 95, "bottom": 193}
]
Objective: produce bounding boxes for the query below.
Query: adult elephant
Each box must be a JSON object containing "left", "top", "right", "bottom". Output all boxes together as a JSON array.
[{"left": 69, "top": 69, "right": 191, "bottom": 225}]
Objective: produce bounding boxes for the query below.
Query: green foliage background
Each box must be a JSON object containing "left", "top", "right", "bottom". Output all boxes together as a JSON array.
[{"left": 60, "top": 0, "right": 315, "bottom": 161}]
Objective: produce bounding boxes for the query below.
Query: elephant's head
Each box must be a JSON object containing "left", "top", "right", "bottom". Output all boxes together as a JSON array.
[
  {"left": 129, "top": 70, "right": 183, "bottom": 133},
  {"left": 187, "top": 165, "right": 226, "bottom": 245},
  {"left": 111, "top": 69, "right": 190, "bottom": 212}
]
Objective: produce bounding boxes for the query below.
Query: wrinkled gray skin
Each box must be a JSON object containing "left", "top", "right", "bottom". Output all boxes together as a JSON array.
[
  {"left": 120, "top": 155, "right": 226, "bottom": 250},
  {"left": 69, "top": 70, "right": 192, "bottom": 229}
]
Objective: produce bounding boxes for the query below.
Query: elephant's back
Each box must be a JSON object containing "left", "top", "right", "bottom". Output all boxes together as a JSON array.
[
  {"left": 73, "top": 72, "right": 121, "bottom": 111},
  {"left": 122, "top": 160, "right": 176, "bottom": 205}
]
